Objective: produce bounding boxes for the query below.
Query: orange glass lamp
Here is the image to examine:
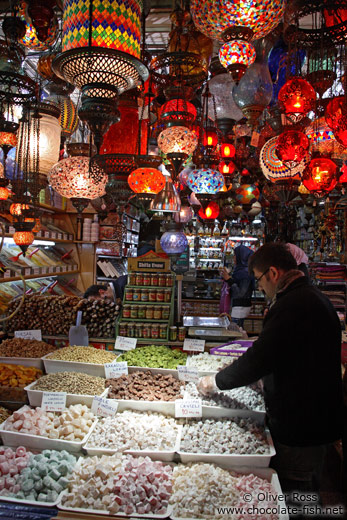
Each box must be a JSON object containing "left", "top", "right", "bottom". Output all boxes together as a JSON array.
[
  {"left": 128, "top": 167, "right": 166, "bottom": 194},
  {"left": 10, "top": 203, "right": 30, "bottom": 216},
  {"left": 278, "top": 77, "right": 316, "bottom": 123},
  {"left": 13, "top": 222, "right": 35, "bottom": 256},
  {"left": 302, "top": 157, "right": 337, "bottom": 194},
  {"left": 0, "top": 186, "right": 9, "bottom": 200},
  {"left": 198, "top": 201, "right": 220, "bottom": 219}
]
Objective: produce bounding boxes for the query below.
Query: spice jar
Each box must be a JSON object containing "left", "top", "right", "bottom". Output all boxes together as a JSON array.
[
  {"left": 165, "top": 274, "right": 173, "bottom": 287},
  {"left": 140, "top": 288, "right": 149, "bottom": 302},
  {"left": 136, "top": 272, "right": 143, "bottom": 286},
  {"left": 143, "top": 323, "right": 151, "bottom": 338},
  {"left": 151, "top": 323, "right": 159, "bottom": 339},
  {"left": 156, "top": 289, "right": 164, "bottom": 302},
  {"left": 153, "top": 306, "right": 162, "bottom": 320},
  {"left": 151, "top": 273, "right": 158, "bottom": 286},
  {"left": 169, "top": 326, "right": 177, "bottom": 341},
  {"left": 138, "top": 306, "right": 146, "bottom": 319},
  {"left": 123, "top": 304, "right": 131, "bottom": 318},
  {"left": 164, "top": 289, "right": 171, "bottom": 302},
  {"left": 125, "top": 288, "right": 133, "bottom": 301},
  {"left": 130, "top": 305, "right": 138, "bottom": 319},
  {"left": 158, "top": 274, "right": 166, "bottom": 287},
  {"left": 159, "top": 324, "right": 167, "bottom": 339},
  {"left": 127, "top": 322, "right": 136, "bottom": 337},
  {"left": 178, "top": 327, "right": 186, "bottom": 341},
  {"left": 133, "top": 288, "right": 141, "bottom": 301},
  {"left": 143, "top": 273, "right": 151, "bottom": 286},
  {"left": 135, "top": 323, "right": 143, "bottom": 338},
  {"left": 129, "top": 272, "right": 136, "bottom": 285},
  {"left": 149, "top": 289, "right": 157, "bottom": 302},
  {"left": 162, "top": 306, "right": 170, "bottom": 319},
  {"left": 119, "top": 322, "right": 127, "bottom": 336},
  {"left": 145, "top": 305, "right": 154, "bottom": 319}
]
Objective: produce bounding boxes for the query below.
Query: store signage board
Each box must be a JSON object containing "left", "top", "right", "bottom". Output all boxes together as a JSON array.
[
  {"left": 91, "top": 396, "right": 118, "bottom": 418},
  {"left": 175, "top": 399, "right": 202, "bottom": 418},
  {"left": 104, "top": 361, "right": 128, "bottom": 378},
  {"left": 171, "top": 246, "right": 190, "bottom": 274},
  {"left": 41, "top": 392, "right": 67, "bottom": 412},
  {"left": 15, "top": 329, "right": 42, "bottom": 341},
  {"left": 115, "top": 336, "right": 137, "bottom": 351},
  {"left": 177, "top": 365, "right": 199, "bottom": 384},
  {"left": 183, "top": 338, "right": 205, "bottom": 352},
  {"left": 128, "top": 252, "right": 170, "bottom": 273}
]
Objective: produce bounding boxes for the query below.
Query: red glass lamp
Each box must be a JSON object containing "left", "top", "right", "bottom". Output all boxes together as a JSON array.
[
  {"left": 128, "top": 167, "right": 165, "bottom": 194},
  {"left": 220, "top": 142, "right": 236, "bottom": 159},
  {"left": 278, "top": 77, "right": 316, "bottom": 123},
  {"left": 198, "top": 201, "right": 220, "bottom": 219},
  {"left": 302, "top": 157, "right": 337, "bottom": 194},
  {"left": 275, "top": 130, "right": 310, "bottom": 170},
  {"left": 219, "top": 160, "right": 235, "bottom": 175},
  {"left": 203, "top": 127, "right": 219, "bottom": 148},
  {"left": 159, "top": 99, "right": 197, "bottom": 124},
  {"left": 325, "top": 96, "right": 347, "bottom": 148}
]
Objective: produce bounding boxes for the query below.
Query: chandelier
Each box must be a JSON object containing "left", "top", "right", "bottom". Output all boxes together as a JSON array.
[{"left": 278, "top": 77, "right": 316, "bottom": 124}]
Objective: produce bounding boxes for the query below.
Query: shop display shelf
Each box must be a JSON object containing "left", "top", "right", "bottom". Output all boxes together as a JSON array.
[
  {"left": 124, "top": 300, "right": 171, "bottom": 305},
  {"left": 120, "top": 318, "right": 169, "bottom": 323},
  {"left": 24, "top": 381, "right": 108, "bottom": 407},
  {"left": 0, "top": 356, "right": 44, "bottom": 370}
]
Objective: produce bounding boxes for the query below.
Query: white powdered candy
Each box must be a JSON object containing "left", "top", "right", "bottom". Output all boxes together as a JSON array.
[
  {"left": 184, "top": 382, "right": 265, "bottom": 411},
  {"left": 186, "top": 353, "right": 232, "bottom": 372}
]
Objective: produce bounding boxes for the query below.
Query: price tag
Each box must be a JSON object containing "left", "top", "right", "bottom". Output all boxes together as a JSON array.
[
  {"left": 25, "top": 268, "right": 31, "bottom": 276},
  {"left": 41, "top": 392, "right": 67, "bottom": 412},
  {"left": 8, "top": 226, "right": 15, "bottom": 234},
  {"left": 41, "top": 267, "right": 47, "bottom": 274},
  {"left": 177, "top": 365, "right": 199, "bottom": 384},
  {"left": 104, "top": 361, "right": 128, "bottom": 378},
  {"left": 91, "top": 396, "right": 118, "bottom": 417},
  {"left": 51, "top": 232, "right": 57, "bottom": 239},
  {"left": 48, "top": 266, "right": 55, "bottom": 273},
  {"left": 175, "top": 399, "right": 202, "bottom": 418},
  {"left": 33, "top": 267, "right": 40, "bottom": 275},
  {"left": 250, "top": 131, "right": 260, "bottom": 147},
  {"left": 44, "top": 231, "right": 50, "bottom": 238},
  {"left": 4, "top": 270, "right": 11, "bottom": 279},
  {"left": 15, "top": 329, "right": 42, "bottom": 341},
  {"left": 58, "top": 233, "right": 62, "bottom": 240},
  {"left": 183, "top": 339, "right": 205, "bottom": 352},
  {"left": 115, "top": 336, "right": 137, "bottom": 351}
]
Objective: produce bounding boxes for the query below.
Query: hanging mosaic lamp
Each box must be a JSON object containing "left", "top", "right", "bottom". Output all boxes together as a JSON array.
[
  {"left": 198, "top": 200, "right": 220, "bottom": 219},
  {"left": 278, "top": 77, "right": 316, "bottom": 124},
  {"left": 219, "top": 39, "right": 256, "bottom": 84},
  {"left": 305, "top": 116, "right": 337, "bottom": 156},
  {"left": 302, "top": 157, "right": 337, "bottom": 195},
  {"left": 275, "top": 130, "right": 310, "bottom": 170},
  {"left": 260, "top": 136, "right": 309, "bottom": 183},
  {"left": 18, "top": 1, "right": 58, "bottom": 51},
  {"left": 157, "top": 126, "right": 198, "bottom": 155},
  {"left": 187, "top": 168, "right": 224, "bottom": 194},
  {"left": 325, "top": 96, "right": 347, "bottom": 148},
  {"left": 47, "top": 94, "right": 79, "bottom": 138},
  {"left": 128, "top": 167, "right": 166, "bottom": 194},
  {"left": 13, "top": 221, "right": 35, "bottom": 256},
  {"left": 10, "top": 202, "right": 30, "bottom": 216},
  {"left": 235, "top": 184, "right": 260, "bottom": 205},
  {"left": 160, "top": 228, "right": 188, "bottom": 255}
]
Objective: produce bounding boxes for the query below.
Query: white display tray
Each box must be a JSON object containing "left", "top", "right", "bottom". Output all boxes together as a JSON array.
[
  {"left": 0, "top": 412, "right": 98, "bottom": 453},
  {"left": 0, "top": 356, "right": 44, "bottom": 370},
  {"left": 24, "top": 380, "right": 108, "bottom": 407},
  {"left": 83, "top": 424, "right": 182, "bottom": 462},
  {"left": 42, "top": 353, "right": 114, "bottom": 377},
  {"left": 170, "top": 466, "right": 288, "bottom": 520},
  {"left": 127, "top": 365, "right": 219, "bottom": 378}
]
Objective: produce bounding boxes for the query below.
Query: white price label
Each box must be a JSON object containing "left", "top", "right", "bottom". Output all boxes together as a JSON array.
[
  {"left": 25, "top": 268, "right": 31, "bottom": 276},
  {"left": 15, "top": 329, "right": 42, "bottom": 341},
  {"left": 41, "top": 392, "right": 67, "bottom": 412},
  {"left": 4, "top": 270, "right": 11, "bottom": 279},
  {"left": 175, "top": 399, "right": 202, "bottom": 418},
  {"left": 58, "top": 233, "right": 62, "bottom": 239},
  {"left": 177, "top": 365, "right": 199, "bottom": 383},
  {"left": 104, "top": 361, "right": 128, "bottom": 378},
  {"left": 183, "top": 339, "right": 205, "bottom": 352},
  {"left": 91, "top": 396, "right": 118, "bottom": 417},
  {"left": 41, "top": 267, "right": 47, "bottom": 274},
  {"left": 33, "top": 268, "right": 40, "bottom": 275},
  {"left": 44, "top": 231, "right": 50, "bottom": 238},
  {"left": 8, "top": 226, "right": 15, "bottom": 234},
  {"left": 115, "top": 336, "right": 137, "bottom": 351},
  {"left": 48, "top": 266, "right": 55, "bottom": 273}
]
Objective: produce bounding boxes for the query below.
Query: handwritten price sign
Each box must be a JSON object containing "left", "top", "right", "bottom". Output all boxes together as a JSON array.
[
  {"left": 175, "top": 399, "right": 202, "bottom": 418},
  {"left": 104, "top": 361, "right": 128, "bottom": 378},
  {"left": 41, "top": 392, "right": 67, "bottom": 412},
  {"left": 177, "top": 365, "right": 199, "bottom": 384},
  {"left": 15, "top": 329, "right": 42, "bottom": 341},
  {"left": 183, "top": 339, "right": 205, "bottom": 352},
  {"left": 91, "top": 396, "right": 118, "bottom": 418},
  {"left": 115, "top": 336, "right": 137, "bottom": 351}
]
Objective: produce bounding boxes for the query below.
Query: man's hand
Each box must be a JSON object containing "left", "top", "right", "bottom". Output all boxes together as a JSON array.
[
  {"left": 197, "top": 375, "right": 218, "bottom": 396},
  {"left": 221, "top": 267, "right": 231, "bottom": 281}
]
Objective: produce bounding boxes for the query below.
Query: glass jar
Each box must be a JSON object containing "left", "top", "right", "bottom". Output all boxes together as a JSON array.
[
  {"left": 151, "top": 273, "right": 158, "bottom": 286},
  {"left": 164, "top": 289, "right": 171, "bottom": 302},
  {"left": 136, "top": 272, "right": 144, "bottom": 286},
  {"left": 153, "top": 306, "right": 162, "bottom": 320},
  {"left": 178, "top": 327, "right": 186, "bottom": 341},
  {"left": 146, "top": 305, "right": 154, "bottom": 319},
  {"left": 127, "top": 322, "right": 136, "bottom": 337},
  {"left": 143, "top": 323, "right": 151, "bottom": 338},
  {"left": 138, "top": 306, "right": 146, "bottom": 319},
  {"left": 119, "top": 322, "right": 127, "bottom": 336},
  {"left": 149, "top": 289, "right": 157, "bottom": 302},
  {"left": 135, "top": 323, "right": 143, "bottom": 338},
  {"left": 169, "top": 326, "right": 177, "bottom": 341},
  {"left": 151, "top": 323, "right": 159, "bottom": 339},
  {"left": 143, "top": 273, "right": 151, "bottom": 286},
  {"left": 125, "top": 288, "right": 133, "bottom": 301},
  {"left": 165, "top": 274, "right": 173, "bottom": 287},
  {"left": 158, "top": 274, "right": 166, "bottom": 287},
  {"left": 141, "top": 289, "right": 149, "bottom": 302},
  {"left": 156, "top": 289, "right": 164, "bottom": 302},
  {"left": 133, "top": 288, "right": 141, "bottom": 301},
  {"left": 162, "top": 306, "right": 170, "bottom": 319},
  {"left": 130, "top": 305, "right": 138, "bottom": 319},
  {"left": 159, "top": 324, "right": 167, "bottom": 339},
  {"left": 129, "top": 272, "right": 136, "bottom": 285},
  {"left": 123, "top": 304, "right": 131, "bottom": 318}
]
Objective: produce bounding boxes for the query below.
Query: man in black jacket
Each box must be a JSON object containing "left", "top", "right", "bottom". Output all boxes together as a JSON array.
[{"left": 198, "top": 243, "right": 343, "bottom": 500}]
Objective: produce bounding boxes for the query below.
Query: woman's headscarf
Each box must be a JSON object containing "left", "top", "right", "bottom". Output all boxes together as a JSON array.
[
  {"left": 233, "top": 244, "right": 254, "bottom": 282},
  {"left": 286, "top": 243, "right": 309, "bottom": 266}
]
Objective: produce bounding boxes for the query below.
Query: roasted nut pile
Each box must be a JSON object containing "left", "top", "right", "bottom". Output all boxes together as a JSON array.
[
  {"left": 0, "top": 405, "right": 11, "bottom": 423},
  {"left": 7, "top": 295, "right": 120, "bottom": 338},
  {"left": 0, "top": 363, "right": 42, "bottom": 387},
  {"left": 85, "top": 410, "right": 179, "bottom": 452},
  {"left": 31, "top": 372, "right": 105, "bottom": 395},
  {"left": 179, "top": 417, "right": 269, "bottom": 454},
  {"left": 0, "top": 338, "right": 56, "bottom": 358},
  {"left": 117, "top": 345, "right": 187, "bottom": 369},
  {"left": 106, "top": 371, "right": 184, "bottom": 401},
  {"left": 45, "top": 346, "right": 117, "bottom": 364}
]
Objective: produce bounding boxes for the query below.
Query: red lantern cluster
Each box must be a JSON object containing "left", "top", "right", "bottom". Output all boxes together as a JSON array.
[
  {"left": 302, "top": 157, "right": 337, "bottom": 194},
  {"left": 198, "top": 201, "right": 220, "bottom": 219},
  {"left": 278, "top": 77, "right": 316, "bottom": 123},
  {"left": 275, "top": 130, "right": 310, "bottom": 170},
  {"left": 325, "top": 96, "right": 347, "bottom": 148}
]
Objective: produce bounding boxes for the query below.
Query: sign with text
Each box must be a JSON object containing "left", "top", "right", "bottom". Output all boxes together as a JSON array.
[
  {"left": 183, "top": 338, "right": 205, "bottom": 352},
  {"left": 175, "top": 399, "right": 202, "bottom": 418},
  {"left": 177, "top": 365, "right": 199, "bottom": 384},
  {"left": 91, "top": 396, "right": 118, "bottom": 417},
  {"left": 115, "top": 336, "right": 137, "bottom": 351},
  {"left": 41, "top": 392, "right": 67, "bottom": 412},
  {"left": 15, "top": 329, "right": 42, "bottom": 341},
  {"left": 104, "top": 361, "right": 128, "bottom": 378},
  {"left": 128, "top": 251, "right": 170, "bottom": 273}
]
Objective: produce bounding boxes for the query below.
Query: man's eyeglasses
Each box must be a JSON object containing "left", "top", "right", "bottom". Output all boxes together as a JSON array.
[{"left": 255, "top": 268, "right": 269, "bottom": 286}]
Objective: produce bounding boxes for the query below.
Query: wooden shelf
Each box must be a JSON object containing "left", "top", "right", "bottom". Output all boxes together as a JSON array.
[
  {"left": 0, "top": 270, "right": 79, "bottom": 283},
  {"left": 5, "top": 233, "right": 73, "bottom": 244}
]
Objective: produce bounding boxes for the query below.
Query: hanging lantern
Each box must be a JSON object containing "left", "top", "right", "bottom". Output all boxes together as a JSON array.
[
  {"left": 160, "top": 229, "right": 188, "bottom": 255},
  {"left": 49, "top": 156, "right": 107, "bottom": 199},
  {"left": 10, "top": 203, "right": 30, "bottom": 216},
  {"left": 202, "top": 127, "right": 219, "bottom": 148},
  {"left": 278, "top": 77, "right": 316, "bottom": 124},
  {"left": 207, "top": 70, "right": 244, "bottom": 126},
  {"left": 128, "top": 167, "right": 166, "bottom": 194},
  {"left": 157, "top": 126, "right": 198, "bottom": 155},
  {"left": 19, "top": 1, "right": 58, "bottom": 51},
  {"left": 219, "top": 160, "right": 235, "bottom": 175},
  {"left": 219, "top": 40, "right": 256, "bottom": 83},
  {"left": 339, "top": 164, "right": 347, "bottom": 185},
  {"left": 174, "top": 205, "right": 194, "bottom": 224},
  {"left": 260, "top": 136, "right": 309, "bottom": 183},
  {"left": 13, "top": 230, "right": 34, "bottom": 247},
  {"left": 235, "top": 184, "right": 260, "bottom": 205},
  {"left": 150, "top": 176, "right": 181, "bottom": 213},
  {"left": 220, "top": 142, "right": 235, "bottom": 159},
  {"left": 275, "top": 130, "right": 310, "bottom": 170},
  {"left": 302, "top": 157, "right": 337, "bottom": 194},
  {"left": 198, "top": 201, "right": 220, "bottom": 219},
  {"left": 0, "top": 130, "right": 17, "bottom": 148},
  {"left": 0, "top": 186, "right": 9, "bottom": 200},
  {"left": 47, "top": 95, "right": 79, "bottom": 138},
  {"left": 325, "top": 96, "right": 347, "bottom": 148},
  {"left": 305, "top": 116, "right": 338, "bottom": 156},
  {"left": 159, "top": 99, "right": 197, "bottom": 124},
  {"left": 187, "top": 167, "right": 224, "bottom": 194}
]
